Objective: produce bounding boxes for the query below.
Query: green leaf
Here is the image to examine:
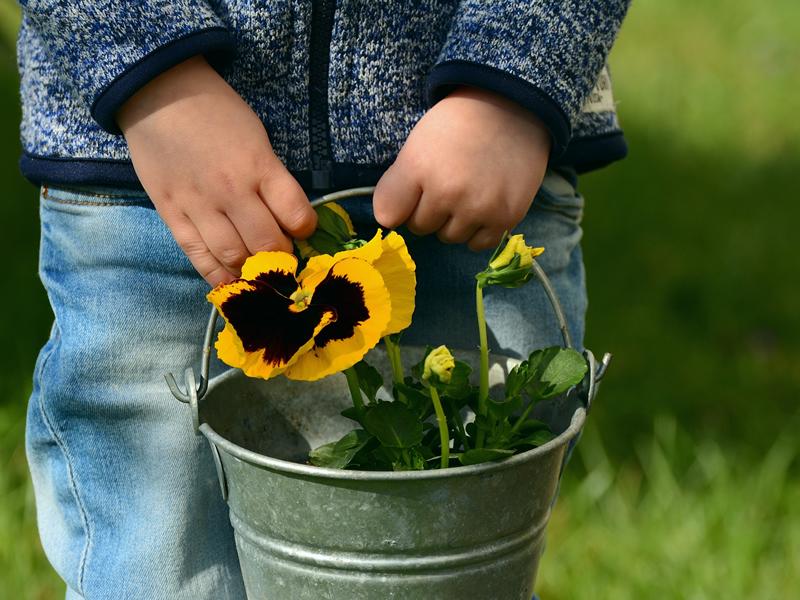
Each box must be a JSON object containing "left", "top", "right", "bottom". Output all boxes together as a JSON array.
[
  {"left": 486, "top": 419, "right": 516, "bottom": 450},
  {"left": 309, "top": 429, "right": 373, "bottom": 469},
  {"left": 340, "top": 406, "right": 361, "bottom": 422},
  {"left": 394, "top": 381, "right": 432, "bottom": 417},
  {"left": 353, "top": 360, "right": 383, "bottom": 403},
  {"left": 478, "top": 269, "right": 533, "bottom": 289},
  {"left": 442, "top": 360, "right": 473, "bottom": 400},
  {"left": 475, "top": 254, "right": 533, "bottom": 289},
  {"left": 458, "top": 448, "right": 515, "bottom": 466},
  {"left": 421, "top": 426, "right": 440, "bottom": 448},
  {"left": 365, "top": 446, "right": 398, "bottom": 471},
  {"left": 363, "top": 401, "right": 424, "bottom": 448},
  {"left": 487, "top": 394, "right": 523, "bottom": 420},
  {"left": 473, "top": 413, "right": 492, "bottom": 431},
  {"left": 505, "top": 362, "right": 531, "bottom": 399},
  {"left": 525, "top": 347, "right": 588, "bottom": 400},
  {"left": 302, "top": 229, "right": 344, "bottom": 256},
  {"left": 510, "top": 429, "right": 556, "bottom": 449},
  {"left": 316, "top": 204, "right": 354, "bottom": 241},
  {"left": 393, "top": 447, "right": 427, "bottom": 471},
  {"left": 410, "top": 346, "right": 435, "bottom": 381},
  {"left": 514, "top": 418, "right": 549, "bottom": 435}
]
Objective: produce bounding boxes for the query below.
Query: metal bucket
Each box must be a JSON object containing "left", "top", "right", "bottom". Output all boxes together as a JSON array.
[{"left": 167, "top": 188, "right": 610, "bottom": 600}]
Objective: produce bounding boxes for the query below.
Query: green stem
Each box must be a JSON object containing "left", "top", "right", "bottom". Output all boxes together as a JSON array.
[
  {"left": 344, "top": 367, "right": 365, "bottom": 421},
  {"left": 430, "top": 386, "right": 450, "bottom": 469},
  {"left": 383, "top": 335, "right": 404, "bottom": 384},
  {"left": 509, "top": 400, "right": 536, "bottom": 436},
  {"left": 476, "top": 282, "right": 490, "bottom": 448}
]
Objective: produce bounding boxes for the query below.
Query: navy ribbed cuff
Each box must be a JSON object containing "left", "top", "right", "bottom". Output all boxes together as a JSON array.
[
  {"left": 554, "top": 131, "right": 628, "bottom": 173},
  {"left": 91, "top": 27, "right": 235, "bottom": 135},
  {"left": 426, "top": 60, "right": 571, "bottom": 157},
  {"left": 20, "top": 153, "right": 142, "bottom": 189}
]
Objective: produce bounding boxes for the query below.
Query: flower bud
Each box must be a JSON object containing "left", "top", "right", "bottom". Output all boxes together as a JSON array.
[
  {"left": 476, "top": 233, "right": 545, "bottom": 289},
  {"left": 489, "top": 234, "right": 544, "bottom": 270},
  {"left": 422, "top": 345, "right": 455, "bottom": 385}
]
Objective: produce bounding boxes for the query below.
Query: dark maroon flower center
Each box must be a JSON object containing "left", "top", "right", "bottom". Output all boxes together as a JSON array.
[{"left": 220, "top": 269, "right": 370, "bottom": 366}]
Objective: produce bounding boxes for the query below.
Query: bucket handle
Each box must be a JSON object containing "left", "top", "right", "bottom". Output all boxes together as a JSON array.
[{"left": 166, "top": 186, "right": 612, "bottom": 427}]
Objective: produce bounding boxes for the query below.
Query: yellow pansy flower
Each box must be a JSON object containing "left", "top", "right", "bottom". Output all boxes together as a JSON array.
[
  {"left": 207, "top": 230, "right": 416, "bottom": 382},
  {"left": 299, "top": 229, "right": 417, "bottom": 335}
]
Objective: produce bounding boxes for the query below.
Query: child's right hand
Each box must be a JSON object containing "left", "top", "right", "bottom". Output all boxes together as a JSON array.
[{"left": 117, "top": 56, "right": 317, "bottom": 287}]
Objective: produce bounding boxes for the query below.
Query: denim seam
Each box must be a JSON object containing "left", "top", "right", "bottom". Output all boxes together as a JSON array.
[
  {"left": 43, "top": 196, "right": 151, "bottom": 208},
  {"left": 34, "top": 328, "right": 92, "bottom": 595},
  {"left": 43, "top": 185, "right": 149, "bottom": 201}
]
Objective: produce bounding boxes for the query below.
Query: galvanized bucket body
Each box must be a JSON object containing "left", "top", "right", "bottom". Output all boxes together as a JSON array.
[
  {"left": 162, "top": 187, "right": 609, "bottom": 600},
  {"left": 197, "top": 347, "right": 591, "bottom": 600}
]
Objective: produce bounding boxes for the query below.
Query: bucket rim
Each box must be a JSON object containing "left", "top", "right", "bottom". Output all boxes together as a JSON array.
[{"left": 198, "top": 403, "right": 585, "bottom": 481}]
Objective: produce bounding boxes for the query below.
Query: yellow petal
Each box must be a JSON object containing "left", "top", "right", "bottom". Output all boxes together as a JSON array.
[
  {"left": 489, "top": 234, "right": 525, "bottom": 270},
  {"left": 285, "top": 257, "right": 391, "bottom": 381},
  {"left": 207, "top": 254, "right": 335, "bottom": 380},
  {"left": 297, "top": 229, "right": 384, "bottom": 282},
  {"left": 207, "top": 279, "right": 256, "bottom": 309},
  {"left": 215, "top": 322, "right": 285, "bottom": 380},
  {"left": 215, "top": 311, "right": 335, "bottom": 380},
  {"left": 374, "top": 231, "right": 416, "bottom": 335},
  {"left": 240, "top": 251, "right": 298, "bottom": 281}
]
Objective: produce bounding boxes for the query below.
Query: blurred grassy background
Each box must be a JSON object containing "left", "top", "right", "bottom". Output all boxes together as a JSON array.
[{"left": 1, "top": 0, "right": 798, "bottom": 598}]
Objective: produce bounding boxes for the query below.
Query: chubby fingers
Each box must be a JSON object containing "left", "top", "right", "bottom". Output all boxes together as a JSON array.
[
  {"left": 467, "top": 227, "right": 505, "bottom": 252},
  {"left": 228, "top": 194, "right": 294, "bottom": 255},
  {"left": 169, "top": 214, "right": 239, "bottom": 287},
  {"left": 163, "top": 172, "right": 313, "bottom": 288},
  {"left": 258, "top": 166, "right": 317, "bottom": 240},
  {"left": 437, "top": 216, "right": 481, "bottom": 245},
  {"left": 373, "top": 162, "right": 422, "bottom": 230}
]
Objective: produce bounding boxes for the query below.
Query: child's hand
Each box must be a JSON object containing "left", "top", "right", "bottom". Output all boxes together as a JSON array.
[
  {"left": 373, "top": 86, "right": 552, "bottom": 251},
  {"left": 118, "top": 57, "right": 316, "bottom": 286}
]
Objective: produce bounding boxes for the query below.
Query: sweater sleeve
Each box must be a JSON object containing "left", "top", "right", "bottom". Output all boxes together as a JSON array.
[
  {"left": 19, "top": 1, "right": 235, "bottom": 134},
  {"left": 426, "top": 1, "right": 630, "bottom": 156}
]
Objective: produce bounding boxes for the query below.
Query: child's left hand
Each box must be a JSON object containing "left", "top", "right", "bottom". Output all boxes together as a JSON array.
[{"left": 373, "top": 86, "right": 552, "bottom": 251}]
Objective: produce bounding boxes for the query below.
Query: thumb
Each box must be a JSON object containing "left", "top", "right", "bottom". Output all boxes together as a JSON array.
[{"left": 373, "top": 162, "right": 422, "bottom": 229}]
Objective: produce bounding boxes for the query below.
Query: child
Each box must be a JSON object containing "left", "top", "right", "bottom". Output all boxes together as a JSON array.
[{"left": 19, "top": 2, "right": 629, "bottom": 598}]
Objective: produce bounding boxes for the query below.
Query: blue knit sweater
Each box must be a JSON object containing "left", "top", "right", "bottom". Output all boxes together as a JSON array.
[{"left": 17, "top": 1, "right": 630, "bottom": 192}]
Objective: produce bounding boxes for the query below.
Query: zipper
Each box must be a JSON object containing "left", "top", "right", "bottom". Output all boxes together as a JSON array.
[{"left": 308, "top": 0, "right": 336, "bottom": 190}]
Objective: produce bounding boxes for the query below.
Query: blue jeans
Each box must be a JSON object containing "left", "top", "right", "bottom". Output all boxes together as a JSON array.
[{"left": 27, "top": 172, "right": 586, "bottom": 599}]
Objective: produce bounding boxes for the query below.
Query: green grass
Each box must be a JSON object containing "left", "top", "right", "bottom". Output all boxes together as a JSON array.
[
  {"left": 1, "top": 0, "right": 798, "bottom": 597},
  {"left": 540, "top": 419, "right": 800, "bottom": 599}
]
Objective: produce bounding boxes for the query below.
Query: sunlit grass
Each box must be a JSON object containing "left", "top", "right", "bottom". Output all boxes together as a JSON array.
[
  {"left": 611, "top": 0, "right": 800, "bottom": 159},
  {"left": 539, "top": 418, "right": 800, "bottom": 599},
  {"left": 0, "top": 398, "right": 65, "bottom": 599}
]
